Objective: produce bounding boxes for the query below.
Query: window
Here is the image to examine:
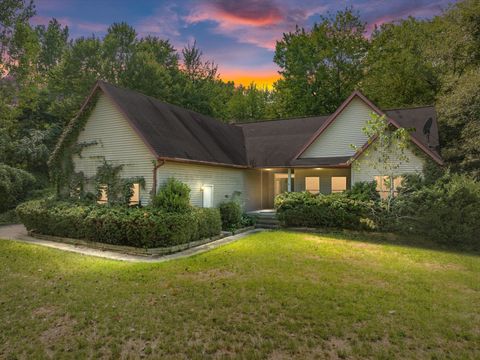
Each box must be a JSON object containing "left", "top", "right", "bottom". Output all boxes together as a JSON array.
[
  {"left": 331, "top": 177, "right": 347, "bottom": 193},
  {"left": 305, "top": 177, "right": 320, "bottom": 194},
  {"left": 97, "top": 185, "right": 108, "bottom": 204},
  {"left": 129, "top": 183, "right": 140, "bottom": 205},
  {"left": 375, "top": 176, "right": 404, "bottom": 199}
]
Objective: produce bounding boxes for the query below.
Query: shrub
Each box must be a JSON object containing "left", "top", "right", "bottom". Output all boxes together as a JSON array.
[
  {"left": 194, "top": 208, "right": 222, "bottom": 239},
  {"left": 152, "top": 178, "right": 191, "bottom": 212},
  {"left": 218, "top": 200, "right": 242, "bottom": 230},
  {"left": 16, "top": 200, "right": 222, "bottom": 248},
  {"left": 347, "top": 181, "right": 380, "bottom": 201},
  {"left": 391, "top": 173, "right": 480, "bottom": 249},
  {"left": 0, "top": 164, "right": 36, "bottom": 212},
  {"left": 275, "top": 191, "right": 376, "bottom": 230}
]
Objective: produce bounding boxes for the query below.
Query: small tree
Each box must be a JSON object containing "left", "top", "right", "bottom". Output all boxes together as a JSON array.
[{"left": 351, "top": 112, "right": 411, "bottom": 209}]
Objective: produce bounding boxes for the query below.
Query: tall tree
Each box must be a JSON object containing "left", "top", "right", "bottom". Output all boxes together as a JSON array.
[
  {"left": 360, "top": 18, "right": 439, "bottom": 108},
  {"left": 273, "top": 8, "right": 368, "bottom": 117}
]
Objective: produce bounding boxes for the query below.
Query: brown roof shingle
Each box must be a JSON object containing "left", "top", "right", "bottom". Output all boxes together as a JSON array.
[{"left": 88, "top": 82, "right": 442, "bottom": 168}]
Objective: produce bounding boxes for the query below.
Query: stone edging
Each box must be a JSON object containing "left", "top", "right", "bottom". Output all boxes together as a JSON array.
[{"left": 29, "top": 226, "right": 256, "bottom": 257}]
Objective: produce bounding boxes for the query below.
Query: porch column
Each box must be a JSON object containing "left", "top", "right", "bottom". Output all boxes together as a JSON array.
[{"left": 287, "top": 168, "right": 292, "bottom": 192}]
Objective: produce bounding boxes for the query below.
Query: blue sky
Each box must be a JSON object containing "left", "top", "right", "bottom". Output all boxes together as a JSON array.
[{"left": 32, "top": 0, "right": 453, "bottom": 87}]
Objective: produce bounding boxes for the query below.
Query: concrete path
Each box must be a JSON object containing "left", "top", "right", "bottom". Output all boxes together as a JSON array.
[{"left": 0, "top": 224, "right": 263, "bottom": 263}]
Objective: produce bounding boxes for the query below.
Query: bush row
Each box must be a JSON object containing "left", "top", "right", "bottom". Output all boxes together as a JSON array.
[
  {"left": 275, "top": 191, "right": 376, "bottom": 230},
  {"left": 16, "top": 200, "right": 221, "bottom": 248}
]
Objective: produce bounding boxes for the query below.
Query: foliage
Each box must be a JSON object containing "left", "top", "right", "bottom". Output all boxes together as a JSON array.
[
  {"left": 391, "top": 173, "right": 480, "bottom": 249},
  {"left": 347, "top": 181, "right": 380, "bottom": 201},
  {"left": 351, "top": 112, "right": 411, "bottom": 202},
  {"left": 273, "top": 8, "right": 368, "bottom": 117},
  {"left": 0, "top": 163, "right": 36, "bottom": 212},
  {"left": 0, "top": 209, "right": 19, "bottom": 225},
  {"left": 360, "top": 18, "right": 439, "bottom": 107},
  {"left": 275, "top": 191, "right": 376, "bottom": 230},
  {"left": 16, "top": 200, "right": 221, "bottom": 248},
  {"left": 240, "top": 213, "right": 256, "bottom": 227},
  {"left": 152, "top": 178, "right": 191, "bottom": 213},
  {"left": 218, "top": 200, "right": 242, "bottom": 230},
  {"left": 436, "top": 68, "right": 480, "bottom": 178}
]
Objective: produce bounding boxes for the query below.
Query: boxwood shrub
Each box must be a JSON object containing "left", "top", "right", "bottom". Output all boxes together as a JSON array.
[
  {"left": 275, "top": 191, "right": 376, "bottom": 230},
  {"left": 16, "top": 200, "right": 221, "bottom": 248}
]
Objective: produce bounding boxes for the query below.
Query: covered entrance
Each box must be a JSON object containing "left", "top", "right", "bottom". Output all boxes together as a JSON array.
[{"left": 257, "top": 167, "right": 351, "bottom": 209}]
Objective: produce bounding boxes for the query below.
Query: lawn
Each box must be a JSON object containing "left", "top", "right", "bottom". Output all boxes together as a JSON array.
[{"left": 1, "top": 231, "right": 479, "bottom": 359}]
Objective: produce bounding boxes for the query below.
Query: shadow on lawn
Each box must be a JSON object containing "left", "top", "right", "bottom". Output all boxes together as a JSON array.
[{"left": 280, "top": 227, "right": 480, "bottom": 258}]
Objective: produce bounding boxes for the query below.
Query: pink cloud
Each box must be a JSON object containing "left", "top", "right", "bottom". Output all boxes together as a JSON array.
[
  {"left": 76, "top": 21, "right": 108, "bottom": 33},
  {"left": 185, "top": 0, "right": 326, "bottom": 50}
]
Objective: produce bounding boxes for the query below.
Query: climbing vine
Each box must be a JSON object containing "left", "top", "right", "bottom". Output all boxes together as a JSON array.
[
  {"left": 48, "top": 91, "right": 101, "bottom": 198},
  {"left": 94, "top": 161, "right": 145, "bottom": 206}
]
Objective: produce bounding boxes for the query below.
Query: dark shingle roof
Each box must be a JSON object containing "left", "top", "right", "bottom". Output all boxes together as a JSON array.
[
  {"left": 100, "top": 81, "right": 247, "bottom": 167},
  {"left": 95, "top": 82, "right": 441, "bottom": 168}
]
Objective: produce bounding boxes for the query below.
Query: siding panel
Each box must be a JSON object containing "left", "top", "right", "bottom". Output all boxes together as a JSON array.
[
  {"left": 73, "top": 94, "right": 156, "bottom": 204},
  {"left": 351, "top": 145, "right": 425, "bottom": 184},
  {"left": 301, "top": 98, "right": 373, "bottom": 158},
  {"left": 156, "top": 162, "right": 260, "bottom": 210}
]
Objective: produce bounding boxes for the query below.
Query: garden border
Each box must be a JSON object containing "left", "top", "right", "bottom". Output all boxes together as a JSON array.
[{"left": 28, "top": 226, "right": 256, "bottom": 257}]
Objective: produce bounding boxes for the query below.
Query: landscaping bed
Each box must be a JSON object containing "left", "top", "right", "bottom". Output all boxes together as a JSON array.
[{"left": 16, "top": 199, "right": 222, "bottom": 249}]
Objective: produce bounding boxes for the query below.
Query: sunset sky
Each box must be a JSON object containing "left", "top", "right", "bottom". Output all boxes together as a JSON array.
[{"left": 32, "top": 0, "right": 453, "bottom": 88}]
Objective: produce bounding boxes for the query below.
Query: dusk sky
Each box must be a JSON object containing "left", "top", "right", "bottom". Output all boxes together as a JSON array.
[{"left": 32, "top": 0, "right": 453, "bottom": 87}]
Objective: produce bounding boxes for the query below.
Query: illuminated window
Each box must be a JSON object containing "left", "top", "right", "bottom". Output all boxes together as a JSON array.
[
  {"left": 97, "top": 185, "right": 108, "bottom": 204},
  {"left": 331, "top": 177, "right": 347, "bottom": 193},
  {"left": 129, "top": 183, "right": 140, "bottom": 205},
  {"left": 305, "top": 177, "right": 320, "bottom": 194},
  {"left": 375, "top": 176, "right": 403, "bottom": 199}
]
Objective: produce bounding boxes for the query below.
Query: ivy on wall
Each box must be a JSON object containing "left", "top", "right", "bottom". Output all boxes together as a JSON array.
[
  {"left": 94, "top": 161, "right": 145, "bottom": 206},
  {"left": 48, "top": 91, "right": 101, "bottom": 197}
]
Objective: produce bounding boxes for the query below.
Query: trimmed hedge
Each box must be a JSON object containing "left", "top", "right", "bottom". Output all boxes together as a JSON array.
[
  {"left": 16, "top": 200, "right": 221, "bottom": 248},
  {"left": 275, "top": 191, "right": 376, "bottom": 230}
]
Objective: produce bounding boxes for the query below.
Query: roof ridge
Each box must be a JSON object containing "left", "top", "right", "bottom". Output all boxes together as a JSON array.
[
  {"left": 384, "top": 104, "right": 435, "bottom": 111},
  {"left": 234, "top": 114, "right": 330, "bottom": 125}
]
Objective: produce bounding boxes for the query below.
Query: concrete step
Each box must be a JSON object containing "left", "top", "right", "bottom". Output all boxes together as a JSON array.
[{"left": 256, "top": 218, "right": 279, "bottom": 224}]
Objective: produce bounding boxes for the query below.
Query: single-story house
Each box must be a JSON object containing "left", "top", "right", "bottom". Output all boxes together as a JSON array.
[{"left": 56, "top": 81, "right": 443, "bottom": 210}]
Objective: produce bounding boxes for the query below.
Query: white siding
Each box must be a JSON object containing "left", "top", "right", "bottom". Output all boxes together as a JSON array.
[
  {"left": 156, "top": 162, "right": 261, "bottom": 211},
  {"left": 301, "top": 98, "right": 373, "bottom": 158},
  {"left": 351, "top": 145, "right": 425, "bottom": 184},
  {"left": 73, "top": 94, "right": 156, "bottom": 205}
]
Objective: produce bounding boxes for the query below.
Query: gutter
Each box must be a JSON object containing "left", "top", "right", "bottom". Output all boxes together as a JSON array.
[{"left": 151, "top": 160, "right": 165, "bottom": 196}]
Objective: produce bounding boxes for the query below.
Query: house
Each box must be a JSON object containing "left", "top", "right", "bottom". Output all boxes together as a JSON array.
[{"left": 54, "top": 81, "right": 443, "bottom": 210}]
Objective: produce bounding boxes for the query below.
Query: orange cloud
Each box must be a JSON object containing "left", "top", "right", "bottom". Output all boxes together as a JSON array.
[{"left": 219, "top": 67, "right": 281, "bottom": 89}]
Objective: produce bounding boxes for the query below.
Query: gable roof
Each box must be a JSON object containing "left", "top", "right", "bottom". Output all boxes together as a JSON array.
[
  {"left": 53, "top": 81, "right": 443, "bottom": 169},
  {"left": 98, "top": 81, "right": 247, "bottom": 167},
  {"left": 292, "top": 91, "right": 443, "bottom": 165}
]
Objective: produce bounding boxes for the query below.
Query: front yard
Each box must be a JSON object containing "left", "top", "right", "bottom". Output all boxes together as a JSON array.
[{"left": 1, "top": 231, "right": 479, "bottom": 359}]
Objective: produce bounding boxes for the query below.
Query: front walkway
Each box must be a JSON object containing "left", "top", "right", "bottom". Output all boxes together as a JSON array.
[{"left": 0, "top": 225, "right": 263, "bottom": 263}]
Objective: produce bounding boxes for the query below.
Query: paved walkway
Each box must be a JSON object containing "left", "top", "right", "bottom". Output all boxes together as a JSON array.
[{"left": 0, "top": 224, "right": 263, "bottom": 263}]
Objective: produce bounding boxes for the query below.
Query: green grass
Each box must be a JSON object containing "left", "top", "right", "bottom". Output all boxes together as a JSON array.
[{"left": 1, "top": 231, "right": 479, "bottom": 359}]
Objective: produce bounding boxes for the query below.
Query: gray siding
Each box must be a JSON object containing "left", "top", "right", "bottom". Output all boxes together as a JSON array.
[
  {"left": 73, "top": 94, "right": 156, "bottom": 204},
  {"left": 156, "top": 162, "right": 261, "bottom": 211},
  {"left": 301, "top": 98, "right": 372, "bottom": 158},
  {"left": 351, "top": 145, "right": 425, "bottom": 184}
]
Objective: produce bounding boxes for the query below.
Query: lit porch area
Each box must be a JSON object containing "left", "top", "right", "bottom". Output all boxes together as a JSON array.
[{"left": 254, "top": 167, "right": 351, "bottom": 209}]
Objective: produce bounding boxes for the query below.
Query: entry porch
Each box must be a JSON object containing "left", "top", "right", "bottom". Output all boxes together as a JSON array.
[{"left": 252, "top": 167, "right": 351, "bottom": 210}]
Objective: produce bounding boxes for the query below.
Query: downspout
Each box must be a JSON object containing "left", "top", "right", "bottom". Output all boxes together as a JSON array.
[{"left": 151, "top": 159, "right": 165, "bottom": 197}]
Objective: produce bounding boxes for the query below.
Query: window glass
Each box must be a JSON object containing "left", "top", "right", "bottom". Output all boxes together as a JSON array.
[
  {"left": 331, "top": 177, "right": 347, "bottom": 193},
  {"left": 375, "top": 176, "right": 403, "bottom": 199},
  {"left": 130, "top": 183, "right": 140, "bottom": 205},
  {"left": 305, "top": 177, "right": 320, "bottom": 194},
  {"left": 97, "top": 185, "right": 108, "bottom": 204}
]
